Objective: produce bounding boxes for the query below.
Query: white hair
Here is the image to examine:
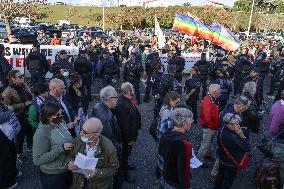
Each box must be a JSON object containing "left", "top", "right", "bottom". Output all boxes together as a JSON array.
[
  {"left": 49, "top": 78, "right": 64, "bottom": 90},
  {"left": 243, "top": 81, "right": 256, "bottom": 96},
  {"left": 100, "top": 85, "right": 117, "bottom": 102},
  {"left": 121, "top": 82, "right": 133, "bottom": 95},
  {"left": 173, "top": 108, "right": 193, "bottom": 128},
  {"left": 223, "top": 113, "right": 242, "bottom": 125},
  {"left": 83, "top": 118, "right": 103, "bottom": 133},
  {"left": 208, "top": 84, "right": 220, "bottom": 94}
]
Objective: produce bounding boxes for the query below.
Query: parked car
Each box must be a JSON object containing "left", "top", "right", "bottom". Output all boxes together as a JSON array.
[
  {"left": 0, "top": 21, "right": 7, "bottom": 40},
  {"left": 11, "top": 28, "right": 37, "bottom": 44}
]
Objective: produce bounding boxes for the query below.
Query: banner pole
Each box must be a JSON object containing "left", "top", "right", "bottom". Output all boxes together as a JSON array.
[{"left": 247, "top": 0, "right": 255, "bottom": 37}]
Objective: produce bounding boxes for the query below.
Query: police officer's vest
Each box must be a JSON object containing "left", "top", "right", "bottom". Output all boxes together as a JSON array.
[{"left": 29, "top": 59, "right": 41, "bottom": 71}]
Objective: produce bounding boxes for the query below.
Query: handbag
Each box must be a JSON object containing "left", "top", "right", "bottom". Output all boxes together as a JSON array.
[
  {"left": 220, "top": 127, "right": 250, "bottom": 172},
  {"left": 0, "top": 111, "right": 21, "bottom": 141},
  {"left": 258, "top": 125, "right": 284, "bottom": 158}
]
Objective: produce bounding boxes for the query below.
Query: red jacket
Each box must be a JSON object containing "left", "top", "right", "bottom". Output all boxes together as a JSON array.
[{"left": 199, "top": 94, "right": 219, "bottom": 129}]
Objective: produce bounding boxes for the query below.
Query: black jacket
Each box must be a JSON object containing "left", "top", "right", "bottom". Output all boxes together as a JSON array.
[
  {"left": 217, "top": 126, "right": 250, "bottom": 167},
  {"left": 74, "top": 57, "right": 93, "bottom": 79},
  {"left": 116, "top": 96, "right": 141, "bottom": 143},
  {"left": 0, "top": 55, "right": 12, "bottom": 85},
  {"left": 158, "top": 130, "right": 192, "bottom": 188},
  {"left": 92, "top": 102, "right": 121, "bottom": 147},
  {"left": 25, "top": 51, "right": 49, "bottom": 73},
  {"left": 242, "top": 94, "right": 261, "bottom": 133}
]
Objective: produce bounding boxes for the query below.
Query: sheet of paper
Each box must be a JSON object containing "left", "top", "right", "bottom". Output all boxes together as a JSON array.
[
  {"left": 74, "top": 153, "right": 98, "bottom": 171},
  {"left": 190, "top": 149, "right": 203, "bottom": 169}
]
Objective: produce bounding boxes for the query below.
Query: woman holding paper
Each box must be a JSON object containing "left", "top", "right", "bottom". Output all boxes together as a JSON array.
[{"left": 33, "top": 102, "right": 74, "bottom": 189}]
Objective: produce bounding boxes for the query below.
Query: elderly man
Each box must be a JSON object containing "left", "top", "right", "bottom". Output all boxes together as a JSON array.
[
  {"left": 66, "top": 118, "right": 119, "bottom": 189},
  {"left": 158, "top": 108, "right": 193, "bottom": 189},
  {"left": 197, "top": 84, "right": 221, "bottom": 167},
  {"left": 116, "top": 82, "right": 141, "bottom": 183},
  {"left": 91, "top": 85, "right": 123, "bottom": 189},
  {"left": 45, "top": 78, "right": 78, "bottom": 137}
]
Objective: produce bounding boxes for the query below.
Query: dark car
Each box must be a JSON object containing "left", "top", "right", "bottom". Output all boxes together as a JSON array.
[
  {"left": 78, "top": 30, "right": 109, "bottom": 40},
  {"left": 37, "top": 24, "right": 62, "bottom": 38},
  {"left": 11, "top": 28, "right": 37, "bottom": 44}
]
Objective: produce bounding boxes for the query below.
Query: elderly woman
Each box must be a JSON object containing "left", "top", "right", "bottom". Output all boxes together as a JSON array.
[
  {"left": 116, "top": 82, "right": 141, "bottom": 182},
  {"left": 2, "top": 70, "right": 33, "bottom": 157},
  {"left": 214, "top": 113, "right": 250, "bottom": 189},
  {"left": 33, "top": 102, "right": 74, "bottom": 189},
  {"left": 66, "top": 118, "right": 119, "bottom": 189},
  {"left": 242, "top": 81, "right": 261, "bottom": 133}
]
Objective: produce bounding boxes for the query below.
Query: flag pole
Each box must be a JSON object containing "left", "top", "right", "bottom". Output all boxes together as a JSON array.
[
  {"left": 247, "top": 0, "right": 255, "bottom": 36},
  {"left": 103, "top": 5, "right": 105, "bottom": 31}
]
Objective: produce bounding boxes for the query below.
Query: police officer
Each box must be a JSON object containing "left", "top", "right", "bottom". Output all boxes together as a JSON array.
[
  {"left": 213, "top": 68, "right": 232, "bottom": 111},
  {"left": 74, "top": 50, "right": 93, "bottom": 101},
  {"left": 168, "top": 50, "right": 185, "bottom": 83},
  {"left": 157, "top": 65, "right": 181, "bottom": 104},
  {"left": 25, "top": 42, "right": 49, "bottom": 86},
  {"left": 50, "top": 50, "right": 75, "bottom": 76},
  {"left": 184, "top": 66, "right": 200, "bottom": 124},
  {"left": 255, "top": 42, "right": 268, "bottom": 88},
  {"left": 97, "top": 49, "right": 119, "bottom": 87},
  {"left": 0, "top": 44, "right": 12, "bottom": 92},
  {"left": 209, "top": 52, "right": 224, "bottom": 82},
  {"left": 241, "top": 67, "right": 263, "bottom": 106},
  {"left": 234, "top": 54, "right": 253, "bottom": 95},
  {"left": 123, "top": 52, "right": 143, "bottom": 104},
  {"left": 194, "top": 52, "right": 210, "bottom": 97},
  {"left": 144, "top": 48, "right": 160, "bottom": 102},
  {"left": 151, "top": 64, "right": 164, "bottom": 119}
]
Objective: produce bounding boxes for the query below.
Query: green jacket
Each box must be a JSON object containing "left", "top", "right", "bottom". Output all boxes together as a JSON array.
[
  {"left": 273, "top": 140, "right": 284, "bottom": 185},
  {"left": 28, "top": 105, "right": 39, "bottom": 129},
  {"left": 66, "top": 135, "right": 119, "bottom": 189},
  {"left": 33, "top": 122, "right": 74, "bottom": 174}
]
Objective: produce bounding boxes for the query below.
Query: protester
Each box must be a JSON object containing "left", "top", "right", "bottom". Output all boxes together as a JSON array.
[
  {"left": 37, "top": 30, "right": 50, "bottom": 45},
  {"left": 0, "top": 100, "right": 20, "bottom": 189},
  {"left": 158, "top": 108, "right": 193, "bottom": 189},
  {"left": 197, "top": 84, "right": 221, "bottom": 167},
  {"left": 28, "top": 83, "right": 49, "bottom": 132},
  {"left": 33, "top": 102, "right": 74, "bottom": 189},
  {"left": 2, "top": 70, "right": 33, "bottom": 158},
  {"left": 50, "top": 33, "right": 61, "bottom": 45},
  {"left": 66, "top": 118, "right": 119, "bottom": 189},
  {"left": 50, "top": 50, "right": 75, "bottom": 75},
  {"left": 116, "top": 82, "right": 141, "bottom": 183},
  {"left": 214, "top": 113, "right": 250, "bottom": 189}
]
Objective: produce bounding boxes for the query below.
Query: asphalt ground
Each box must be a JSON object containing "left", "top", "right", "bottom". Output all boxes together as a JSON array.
[{"left": 14, "top": 76, "right": 273, "bottom": 189}]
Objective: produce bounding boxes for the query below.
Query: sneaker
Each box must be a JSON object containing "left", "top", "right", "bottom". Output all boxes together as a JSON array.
[
  {"left": 16, "top": 171, "right": 22, "bottom": 178},
  {"left": 6, "top": 182, "right": 18, "bottom": 189}
]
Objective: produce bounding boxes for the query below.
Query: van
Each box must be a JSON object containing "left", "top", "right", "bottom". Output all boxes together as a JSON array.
[{"left": 58, "top": 20, "right": 70, "bottom": 26}]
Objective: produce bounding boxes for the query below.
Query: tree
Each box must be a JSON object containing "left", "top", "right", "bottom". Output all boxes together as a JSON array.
[
  {"left": 0, "top": 0, "right": 47, "bottom": 35},
  {"left": 182, "top": 2, "right": 191, "bottom": 7},
  {"left": 234, "top": 0, "right": 252, "bottom": 11}
]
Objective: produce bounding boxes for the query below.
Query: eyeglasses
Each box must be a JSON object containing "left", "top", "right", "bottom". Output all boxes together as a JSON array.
[
  {"left": 81, "top": 129, "right": 100, "bottom": 135},
  {"left": 109, "top": 96, "right": 118, "bottom": 99}
]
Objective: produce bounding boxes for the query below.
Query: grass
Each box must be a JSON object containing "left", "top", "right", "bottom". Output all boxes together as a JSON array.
[{"left": 38, "top": 5, "right": 120, "bottom": 27}]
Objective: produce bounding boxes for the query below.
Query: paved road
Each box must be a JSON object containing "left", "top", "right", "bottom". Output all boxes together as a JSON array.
[{"left": 15, "top": 77, "right": 272, "bottom": 189}]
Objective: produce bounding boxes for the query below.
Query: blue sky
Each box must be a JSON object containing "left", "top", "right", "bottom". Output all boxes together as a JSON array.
[{"left": 48, "top": 0, "right": 237, "bottom": 7}]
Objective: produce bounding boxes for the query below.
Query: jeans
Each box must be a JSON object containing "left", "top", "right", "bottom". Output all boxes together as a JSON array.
[
  {"left": 0, "top": 130, "right": 17, "bottom": 189},
  {"left": 197, "top": 128, "right": 217, "bottom": 162},
  {"left": 39, "top": 171, "right": 73, "bottom": 189},
  {"left": 213, "top": 162, "right": 238, "bottom": 189},
  {"left": 15, "top": 115, "right": 33, "bottom": 154}
]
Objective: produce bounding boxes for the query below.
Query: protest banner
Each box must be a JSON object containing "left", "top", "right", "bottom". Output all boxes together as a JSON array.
[
  {"left": 160, "top": 52, "right": 208, "bottom": 73},
  {"left": 0, "top": 43, "right": 79, "bottom": 78}
]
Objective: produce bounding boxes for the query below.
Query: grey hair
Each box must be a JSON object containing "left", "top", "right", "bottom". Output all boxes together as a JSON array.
[
  {"left": 208, "top": 84, "right": 220, "bottom": 94},
  {"left": 173, "top": 108, "right": 193, "bottom": 128},
  {"left": 223, "top": 113, "right": 242, "bottom": 125},
  {"left": 83, "top": 118, "right": 103, "bottom": 133},
  {"left": 49, "top": 78, "right": 64, "bottom": 90},
  {"left": 234, "top": 95, "right": 251, "bottom": 107},
  {"left": 121, "top": 82, "right": 133, "bottom": 95},
  {"left": 243, "top": 81, "right": 256, "bottom": 96},
  {"left": 100, "top": 85, "right": 117, "bottom": 102}
]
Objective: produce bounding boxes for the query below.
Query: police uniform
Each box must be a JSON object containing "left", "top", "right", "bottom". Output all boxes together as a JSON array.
[
  {"left": 194, "top": 59, "right": 210, "bottom": 97},
  {"left": 123, "top": 56, "right": 143, "bottom": 104},
  {"left": 25, "top": 47, "right": 49, "bottom": 86},
  {"left": 185, "top": 74, "right": 200, "bottom": 123},
  {"left": 214, "top": 76, "right": 232, "bottom": 111},
  {"left": 234, "top": 56, "right": 252, "bottom": 95},
  {"left": 150, "top": 72, "right": 163, "bottom": 119},
  {"left": 169, "top": 55, "right": 185, "bottom": 83}
]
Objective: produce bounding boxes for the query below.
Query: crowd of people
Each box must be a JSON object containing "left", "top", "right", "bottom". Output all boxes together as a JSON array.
[{"left": 1, "top": 28, "right": 284, "bottom": 189}]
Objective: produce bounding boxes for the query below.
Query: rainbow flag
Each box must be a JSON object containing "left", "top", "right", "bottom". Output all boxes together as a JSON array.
[
  {"left": 210, "top": 22, "right": 240, "bottom": 51},
  {"left": 192, "top": 16, "right": 213, "bottom": 41},
  {"left": 172, "top": 13, "right": 197, "bottom": 36}
]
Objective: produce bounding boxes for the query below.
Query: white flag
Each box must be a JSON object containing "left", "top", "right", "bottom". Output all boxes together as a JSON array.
[{"left": 155, "top": 14, "right": 166, "bottom": 48}]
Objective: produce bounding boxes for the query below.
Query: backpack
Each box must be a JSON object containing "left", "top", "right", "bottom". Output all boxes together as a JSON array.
[
  {"left": 254, "top": 158, "right": 281, "bottom": 189},
  {"left": 157, "top": 75, "right": 181, "bottom": 97}
]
